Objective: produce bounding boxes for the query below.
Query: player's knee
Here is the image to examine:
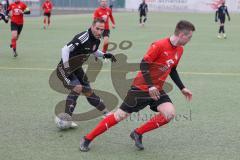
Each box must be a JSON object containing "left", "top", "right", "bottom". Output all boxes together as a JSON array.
[
  {"left": 72, "top": 85, "right": 82, "bottom": 94},
  {"left": 114, "top": 109, "right": 130, "bottom": 122},
  {"left": 157, "top": 102, "right": 176, "bottom": 121}
]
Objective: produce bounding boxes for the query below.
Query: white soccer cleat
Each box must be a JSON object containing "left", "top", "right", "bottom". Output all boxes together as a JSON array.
[
  {"left": 223, "top": 34, "right": 227, "bottom": 39},
  {"left": 217, "top": 34, "right": 222, "bottom": 39},
  {"left": 70, "top": 121, "right": 78, "bottom": 128}
]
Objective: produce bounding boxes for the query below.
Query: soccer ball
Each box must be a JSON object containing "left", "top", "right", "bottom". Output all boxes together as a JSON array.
[{"left": 55, "top": 113, "right": 72, "bottom": 130}]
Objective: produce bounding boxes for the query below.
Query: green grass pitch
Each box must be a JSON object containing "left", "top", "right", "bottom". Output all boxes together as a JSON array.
[{"left": 0, "top": 12, "right": 240, "bottom": 160}]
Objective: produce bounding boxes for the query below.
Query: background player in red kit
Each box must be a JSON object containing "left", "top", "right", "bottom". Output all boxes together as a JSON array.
[
  {"left": 42, "top": 0, "right": 53, "bottom": 30},
  {"left": 7, "top": 0, "right": 30, "bottom": 57},
  {"left": 80, "top": 20, "right": 195, "bottom": 152},
  {"left": 93, "top": 0, "right": 115, "bottom": 54}
]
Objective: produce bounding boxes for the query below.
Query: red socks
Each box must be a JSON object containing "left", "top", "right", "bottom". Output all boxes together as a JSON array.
[
  {"left": 85, "top": 114, "right": 118, "bottom": 141},
  {"left": 102, "top": 43, "right": 108, "bottom": 53},
  {"left": 11, "top": 38, "right": 17, "bottom": 50},
  {"left": 135, "top": 113, "right": 170, "bottom": 135}
]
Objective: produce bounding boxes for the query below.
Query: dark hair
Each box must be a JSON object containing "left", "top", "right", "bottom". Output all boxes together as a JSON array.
[
  {"left": 92, "top": 18, "right": 105, "bottom": 25},
  {"left": 174, "top": 20, "right": 195, "bottom": 35}
]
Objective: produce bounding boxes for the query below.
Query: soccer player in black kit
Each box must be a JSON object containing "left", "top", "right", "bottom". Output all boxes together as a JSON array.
[
  {"left": 56, "top": 19, "right": 117, "bottom": 128},
  {"left": 0, "top": 3, "right": 8, "bottom": 23},
  {"left": 138, "top": 0, "right": 148, "bottom": 27},
  {"left": 215, "top": 2, "right": 230, "bottom": 39}
]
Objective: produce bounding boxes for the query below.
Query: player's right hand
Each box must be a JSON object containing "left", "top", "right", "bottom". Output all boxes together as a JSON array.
[{"left": 148, "top": 86, "right": 160, "bottom": 101}]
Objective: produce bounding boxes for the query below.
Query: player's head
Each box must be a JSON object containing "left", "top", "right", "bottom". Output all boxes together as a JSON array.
[
  {"left": 174, "top": 20, "right": 195, "bottom": 46},
  {"left": 100, "top": 0, "right": 108, "bottom": 8},
  {"left": 91, "top": 18, "right": 105, "bottom": 39},
  {"left": 142, "top": 0, "right": 146, "bottom": 3}
]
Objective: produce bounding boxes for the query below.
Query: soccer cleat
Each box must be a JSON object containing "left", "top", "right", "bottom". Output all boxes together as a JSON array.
[
  {"left": 130, "top": 130, "right": 144, "bottom": 150},
  {"left": 217, "top": 34, "right": 222, "bottom": 39},
  {"left": 70, "top": 121, "right": 78, "bottom": 128},
  {"left": 10, "top": 44, "right": 12, "bottom": 48},
  {"left": 223, "top": 34, "right": 227, "bottom": 39},
  {"left": 79, "top": 137, "right": 91, "bottom": 152}
]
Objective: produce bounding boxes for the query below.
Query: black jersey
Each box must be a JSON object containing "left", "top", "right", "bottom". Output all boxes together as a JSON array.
[
  {"left": 60, "top": 28, "right": 100, "bottom": 67},
  {"left": 0, "top": 12, "right": 8, "bottom": 23},
  {"left": 216, "top": 5, "right": 230, "bottom": 19},
  {"left": 138, "top": 2, "right": 148, "bottom": 14}
]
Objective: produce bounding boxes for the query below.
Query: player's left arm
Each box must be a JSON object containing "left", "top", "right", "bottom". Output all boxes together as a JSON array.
[
  {"left": 170, "top": 67, "right": 192, "bottom": 101},
  {"left": 109, "top": 10, "right": 115, "bottom": 28},
  {"left": 215, "top": 9, "right": 218, "bottom": 22},
  {"left": 146, "top": 4, "right": 148, "bottom": 13},
  {"left": 226, "top": 7, "right": 230, "bottom": 21}
]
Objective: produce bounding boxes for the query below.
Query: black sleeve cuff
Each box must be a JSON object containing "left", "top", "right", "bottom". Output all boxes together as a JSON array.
[{"left": 170, "top": 67, "right": 185, "bottom": 90}]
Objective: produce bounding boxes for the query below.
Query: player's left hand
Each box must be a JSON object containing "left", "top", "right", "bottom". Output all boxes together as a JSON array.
[
  {"left": 181, "top": 88, "right": 192, "bottom": 101},
  {"left": 103, "top": 53, "right": 117, "bottom": 62},
  {"left": 112, "top": 24, "right": 116, "bottom": 29}
]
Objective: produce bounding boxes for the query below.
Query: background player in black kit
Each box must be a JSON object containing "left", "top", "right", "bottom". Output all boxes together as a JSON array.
[
  {"left": 56, "top": 19, "right": 117, "bottom": 128},
  {"left": 138, "top": 0, "right": 148, "bottom": 27},
  {"left": 215, "top": 1, "right": 230, "bottom": 39},
  {"left": 0, "top": 3, "right": 8, "bottom": 23}
]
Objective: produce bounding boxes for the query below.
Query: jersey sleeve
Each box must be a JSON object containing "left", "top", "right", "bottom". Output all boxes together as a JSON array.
[
  {"left": 109, "top": 9, "right": 115, "bottom": 24},
  {"left": 93, "top": 9, "right": 99, "bottom": 19},
  {"left": 22, "top": 2, "right": 27, "bottom": 10},
  {"left": 143, "top": 43, "right": 161, "bottom": 63}
]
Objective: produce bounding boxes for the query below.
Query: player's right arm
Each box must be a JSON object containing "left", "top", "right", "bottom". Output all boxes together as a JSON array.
[{"left": 141, "top": 43, "right": 161, "bottom": 100}]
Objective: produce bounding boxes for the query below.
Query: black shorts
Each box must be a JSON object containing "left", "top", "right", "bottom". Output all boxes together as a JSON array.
[
  {"left": 11, "top": 22, "right": 23, "bottom": 35},
  {"left": 120, "top": 86, "right": 172, "bottom": 113},
  {"left": 56, "top": 65, "right": 91, "bottom": 93},
  {"left": 44, "top": 12, "right": 51, "bottom": 17},
  {"left": 219, "top": 16, "right": 225, "bottom": 24},
  {"left": 140, "top": 12, "right": 147, "bottom": 17},
  {"left": 102, "top": 29, "right": 110, "bottom": 37}
]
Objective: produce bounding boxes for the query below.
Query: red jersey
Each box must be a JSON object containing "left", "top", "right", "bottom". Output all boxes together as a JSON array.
[
  {"left": 8, "top": 1, "right": 27, "bottom": 25},
  {"left": 133, "top": 38, "right": 184, "bottom": 91},
  {"left": 93, "top": 7, "right": 115, "bottom": 30},
  {"left": 42, "top": 1, "right": 53, "bottom": 14}
]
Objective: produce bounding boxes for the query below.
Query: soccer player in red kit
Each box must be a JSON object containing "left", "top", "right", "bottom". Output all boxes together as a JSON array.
[
  {"left": 93, "top": 0, "right": 115, "bottom": 54},
  {"left": 42, "top": 0, "right": 53, "bottom": 29},
  {"left": 7, "top": 0, "right": 30, "bottom": 57},
  {"left": 80, "top": 20, "right": 195, "bottom": 152}
]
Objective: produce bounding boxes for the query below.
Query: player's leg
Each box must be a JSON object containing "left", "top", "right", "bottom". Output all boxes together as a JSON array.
[
  {"left": 10, "top": 22, "right": 21, "bottom": 57},
  {"left": 47, "top": 13, "right": 51, "bottom": 27},
  {"left": 80, "top": 108, "right": 130, "bottom": 152},
  {"left": 221, "top": 17, "right": 226, "bottom": 38},
  {"left": 43, "top": 14, "right": 47, "bottom": 29},
  {"left": 131, "top": 92, "right": 174, "bottom": 150},
  {"left": 102, "top": 30, "right": 110, "bottom": 53},
  {"left": 80, "top": 87, "right": 149, "bottom": 152},
  {"left": 139, "top": 13, "right": 143, "bottom": 25},
  {"left": 143, "top": 13, "right": 147, "bottom": 25}
]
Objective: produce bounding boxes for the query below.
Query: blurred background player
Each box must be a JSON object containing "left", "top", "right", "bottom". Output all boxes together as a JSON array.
[
  {"left": 80, "top": 20, "right": 195, "bottom": 152},
  {"left": 215, "top": 1, "right": 230, "bottom": 39},
  {"left": 7, "top": 0, "right": 30, "bottom": 57},
  {"left": 138, "top": 0, "right": 148, "bottom": 27},
  {"left": 56, "top": 19, "right": 117, "bottom": 128},
  {"left": 42, "top": 0, "right": 53, "bottom": 30},
  {"left": 93, "top": 0, "right": 115, "bottom": 54},
  {"left": 0, "top": 3, "right": 8, "bottom": 23}
]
